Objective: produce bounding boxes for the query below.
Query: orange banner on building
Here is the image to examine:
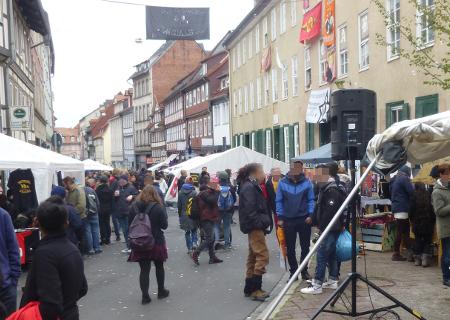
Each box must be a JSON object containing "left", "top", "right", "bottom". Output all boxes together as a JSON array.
[
  {"left": 322, "top": 0, "right": 335, "bottom": 47},
  {"left": 299, "top": 2, "right": 322, "bottom": 44}
]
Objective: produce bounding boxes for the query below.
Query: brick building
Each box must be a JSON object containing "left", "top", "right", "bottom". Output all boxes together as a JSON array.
[
  {"left": 56, "top": 126, "right": 81, "bottom": 159},
  {"left": 130, "top": 40, "right": 205, "bottom": 168}
]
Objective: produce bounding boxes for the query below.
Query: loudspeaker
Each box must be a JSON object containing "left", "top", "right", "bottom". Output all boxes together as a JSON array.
[{"left": 330, "top": 89, "right": 376, "bottom": 160}]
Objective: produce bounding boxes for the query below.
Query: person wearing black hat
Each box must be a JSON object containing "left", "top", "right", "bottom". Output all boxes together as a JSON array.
[
  {"left": 113, "top": 175, "right": 138, "bottom": 253},
  {"left": 96, "top": 176, "right": 114, "bottom": 245}
]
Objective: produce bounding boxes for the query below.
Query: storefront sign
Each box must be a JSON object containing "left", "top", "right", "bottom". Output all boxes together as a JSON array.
[
  {"left": 146, "top": 6, "right": 210, "bottom": 40},
  {"left": 10, "top": 106, "right": 31, "bottom": 130},
  {"left": 306, "top": 88, "right": 330, "bottom": 123},
  {"left": 299, "top": 2, "right": 322, "bottom": 43}
]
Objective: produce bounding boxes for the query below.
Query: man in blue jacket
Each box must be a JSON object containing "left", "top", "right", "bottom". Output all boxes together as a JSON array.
[
  {"left": 0, "top": 207, "right": 21, "bottom": 317},
  {"left": 276, "top": 160, "right": 315, "bottom": 280}
]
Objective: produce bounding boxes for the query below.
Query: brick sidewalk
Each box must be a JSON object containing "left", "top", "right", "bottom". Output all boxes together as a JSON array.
[{"left": 273, "top": 251, "right": 450, "bottom": 320}]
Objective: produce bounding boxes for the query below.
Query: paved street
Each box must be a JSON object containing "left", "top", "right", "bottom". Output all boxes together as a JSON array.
[
  {"left": 20, "top": 207, "right": 285, "bottom": 320},
  {"left": 273, "top": 251, "right": 450, "bottom": 320}
]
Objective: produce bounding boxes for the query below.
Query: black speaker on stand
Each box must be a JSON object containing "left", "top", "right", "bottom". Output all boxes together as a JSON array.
[{"left": 311, "top": 89, "right": 426, "bottom": 319}]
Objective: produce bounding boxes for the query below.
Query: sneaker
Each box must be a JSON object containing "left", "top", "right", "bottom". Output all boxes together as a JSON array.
[
  {"left": 209, "top": 256, "right": 223, "bottom": 264},
  {"left": 300, "top": 281, "right": 323, "bottom": 295},
  {"left": 191, "top": 251, "right": 200, "bottom": 266},
  {"left": 392, "top": 253, "right": 407, "bottom": 261},
  {"left": 94, "top": 249, "right": 103, "bottom": 254},
  {"left": 121, "top": 248, "right": 130, "bottom": 254},
  {"left": 251, "top": 289, "right": 269, "bottom": 302},
  {"left": 322, "top": 279, "right": 338, "bottom": 290},
  {"left": 141, "top": 295, "right": 151, "bottom": 305},
  {"left": 158, "top": 289, "right": 170, "bottom": 299}
]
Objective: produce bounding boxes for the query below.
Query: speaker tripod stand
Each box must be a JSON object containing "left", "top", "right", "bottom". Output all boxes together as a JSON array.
[{"left": 310, "top": 158, "right": 426, "bottom": 320}]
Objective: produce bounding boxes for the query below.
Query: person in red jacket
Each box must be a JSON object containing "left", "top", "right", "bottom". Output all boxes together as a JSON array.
[{"left": 192, "top": 178, "right": 223, "bottom": 265}]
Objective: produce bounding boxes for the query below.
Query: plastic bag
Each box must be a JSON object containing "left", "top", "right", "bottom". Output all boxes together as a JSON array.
[
  {"left": 336, "top": 230, "right": 359, "bottom": 262},
  {"left": 6, "top": 302, "right": 42, "bottom": 320}
]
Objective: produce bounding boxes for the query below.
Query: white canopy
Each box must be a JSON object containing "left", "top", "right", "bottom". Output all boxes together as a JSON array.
[
  {"left": 165, "top": 146, "right": 289, "bottom": 203},
  {"left": 0, "top": 133, "right": 85, "bottom": 203},
  {"left": 366, "top": 111, "right": 450, "bottom": 171},
  {"left": 83, "top": 159, "right": 113, "bottom": 171},
  {"left": 147, "top": 154, "right": 178, "bottom": 172}
]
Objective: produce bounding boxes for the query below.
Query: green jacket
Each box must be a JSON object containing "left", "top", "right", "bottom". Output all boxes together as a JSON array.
[
  {"left": 431, "top": 180, "right": 450, "bottom": 239},
  {"left": 66, "top": 186, "right": 87, "bottom": 219}
]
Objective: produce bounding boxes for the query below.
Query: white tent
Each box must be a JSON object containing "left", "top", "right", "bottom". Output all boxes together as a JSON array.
[
  {"left": 147, "top": 154, "right": 178, "bottom": 172},
  {"left": 367, "top": 111, "right": 450, "bottom": 170},
  {"left": 0, "top": 133, "right": 85, "bottom": 202},
  {"left": 165, "top": 146, "right": 289, "bottom": 203},
  {"left": 83, "top": 159, "right": 113, "bottom": 171}
]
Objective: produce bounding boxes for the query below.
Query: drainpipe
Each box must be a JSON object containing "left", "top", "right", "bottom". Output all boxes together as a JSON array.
[{"left": 2, "top": 0, "right": 14, "bottom": 136}]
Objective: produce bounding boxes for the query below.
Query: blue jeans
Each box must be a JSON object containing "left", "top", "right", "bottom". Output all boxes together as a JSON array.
[
  {"left": 185, "top": 229, "right": 198, "bottom": 250},
  {"left": 214, "top": 210, "right": 233, "bottom": 246},
  {"left": 0, "top": 284, "right": 17, "bottom": 316},
  {"left": 315, "top": 231, "right": 340, "bottom": 284},
  {"left": 284, "top": 217, "right": 312, "bottom": 275},
  {"left": 442, "top": 237, "right": 450, "bottom": 282},
  {"left": 84, "top": 214, "right": 101, "bottom": 252},
  {"left": 118, "top": 216, "right": 129, "bottom": 248},
  {"left": 112, "top": 215, "right": 121, "bottom": 238}
]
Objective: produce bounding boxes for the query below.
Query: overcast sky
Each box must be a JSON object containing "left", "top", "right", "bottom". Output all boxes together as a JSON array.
[{"left": 42, "top": 0, "right": 253, "bottom": 128}]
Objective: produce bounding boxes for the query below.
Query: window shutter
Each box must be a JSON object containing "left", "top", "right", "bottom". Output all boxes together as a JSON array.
[
  {"left": 262, "top": 129, "right": 267, "bottom": 155},
  {"left": 386, "top": 104, "right": 393, "bottom": 128},
  {"left": 306, "top": 123, "right": 315, "bottom": 151},
  {"left": 415, "top": 94, "right": 438, "bottom": 118},
  {"left": 279, "top": 127, "right": 285, "bottom": 162},
  {"left": 401, "top": 103, "right": 410, "bottom": 121}
]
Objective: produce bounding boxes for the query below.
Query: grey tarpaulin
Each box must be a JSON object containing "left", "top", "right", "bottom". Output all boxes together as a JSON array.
[
  {"left": 145, "top": 6, "right": 210, "bottom": 40},
  {"left": 292, "top": 143, "right": 332, "bottom": 165},
  {"left": 366, "top": 111, "right": 450, "bottom": 174}
]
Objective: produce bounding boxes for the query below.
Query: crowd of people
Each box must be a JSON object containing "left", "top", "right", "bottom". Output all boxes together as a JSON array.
[{"left": 0, "top": 159, "right": 449, "bottom": 319}]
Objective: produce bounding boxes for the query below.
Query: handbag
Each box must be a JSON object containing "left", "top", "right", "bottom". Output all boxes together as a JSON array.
[{"left": 6, "top": 302, "right": 42, "bottom": 320}]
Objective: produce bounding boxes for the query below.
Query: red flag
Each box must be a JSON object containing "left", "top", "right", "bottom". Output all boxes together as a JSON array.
[{"left": 299, "top": 2, "right": 322, "bottom": 44}]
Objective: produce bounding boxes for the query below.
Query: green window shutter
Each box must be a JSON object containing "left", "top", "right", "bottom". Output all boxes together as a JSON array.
[
  {"left": 289, "top": 125, "right": 295, "bottom": 160},
  {"left": 401, "top": 103, "right": 410, "bottom": 121},
  {"left": 386, "top": 105, "right": 393, "bottom": 129},
  {"left": 306, "top": 122, "right": 315, "bottom": 152},
  {"left": 262, "top": 129, "right": 267, "bottom": 155},
  {"left": 256, "top": 129, "right": 263, "bottom": 153},
  {"left": 415, "top": 94, "right": 438, "bottom": 118},
  {"left": 279, "top": 127, "right": 285, "bottom": 162}
]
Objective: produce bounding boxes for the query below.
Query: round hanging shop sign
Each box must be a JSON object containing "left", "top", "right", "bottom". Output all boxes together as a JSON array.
[{"left": 13, "top": 108, "right": 27, "bottom": 118}]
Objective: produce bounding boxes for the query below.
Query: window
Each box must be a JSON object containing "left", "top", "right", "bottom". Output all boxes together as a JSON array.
[
  {"left": 264, "top": 72, "right": 270, "bottom": 106},
  {"left": 201, "top": 85, "right": 205, "bottom": 102},
  {"left": 281, "top": 63, "right": 288, "bottom": 100},
  {"left": 417, "top": 0, "right": 435, "bottom": 47},
  {"left": 291, "top": 0, "right": 297, "bottom": 26},
  {"left": 70, "top": 136, "right": 75, "bottom": 142},
  {"left": 201, "top": 63, "right": 207, "bottom": 76},
  {"left": 386, "top": 101, "right": 409, "bottom": 127},
  {"left": 319, "top": 39, "right": 327, "bottom": 84},
  {"left": 263, "top": 17, "right": 269, "bottom": 47},
  {"left": 249, "top": 81, "right": 255, "bottom": 111},
  {"left": 204, "top": 117, "right": 208, "bottom": 137},
  {"left": 238, "top": 88, "right": 242, "bottom": 115},
  {"left": 338, "top": 25, "right": 348, "bottom": 77},
  {"left": 271, "top": 68, "right": 278, "bottom": 102},
  {"left": 242, "top": 38, "right": 246, "bottom": 64},
  {"left": 280, "top": 1, "right": 287, "bottom": 34},
  {"left": 294, "top": 124, "right": 300, "bottom": 157},
  {"left": 359, "top": 11, "right": 369, "bottom": 70},
  {"left": 208, "top": 116, "right": 212, "bottom": 135},
  {"left": 248, "top": 31, "right": 252, "bottom": 59},
  {"left": 220, "top": 77, "right": 229, "bottom": 90},
  {"left": 387, "top": 0, "right": 400, "bottom": 59},
  {"left": 271, "top": 9, "right": 277, "bottom": 41},
  {"left": 244, "top": 84, "right": 249, "bottom": 113},
  {"left": 240, "top": 134, "right": 244, "bottom": 146},
  {"left": 256, "top": 77, "right": 262, "bottom": 109},
  {"left": 237, "top": 42, "right": 241, "bottom": 67},
  {"left": 291, "top": 55, "right": 299, "bottom": 96},
  {"left": 306, "top": 122, "right": 314, "bottom": 151},
  {"left": 251, "top": 132, "right": 256, "bottom": 150},
  {"left": 304, "top": 46, "right": 312, "bottom": 90},
  {"left": 233, "top": 91, "right": 237, "bottom": 116},
  {"left": 205, "top": 84, "right": 209, "bottom": 99},
  {"left": 265, "top": 130, "right": 272, "bottom": 157},
  {"left": 284, "top": 126, "right": 290, "bottom": 163},
  {"left": 255, "top": 24, "right": 260, "bottom": 53},
  {"left": 415, "top": 94, "right": 438, "bottom": 118}
]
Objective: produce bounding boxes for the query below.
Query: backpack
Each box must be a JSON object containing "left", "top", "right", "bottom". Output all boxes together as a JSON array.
[
  {"left": 128, "top": 203, "right": 155, "bottom": 252},
  {"left": 188, "top": 196, "right": 201, "bottom": 221},
  {"left": 84, "top": 187, "right": 98, "bottom": 216},
  {"left": 218, "top": 186, "right": 234, "bottom": 211}
]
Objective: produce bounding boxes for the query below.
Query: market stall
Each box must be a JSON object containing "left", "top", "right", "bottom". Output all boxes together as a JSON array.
[
  {"left": 83, "top": 159, "right": 113, "bottom": 171},
  {"left": 164, "top": 146, "right": 289, "bottom": 203}
]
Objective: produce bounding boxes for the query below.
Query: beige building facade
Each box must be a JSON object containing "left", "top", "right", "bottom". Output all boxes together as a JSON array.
[{"left": 226, "top": 0, "right": 449, "bottom": 163}]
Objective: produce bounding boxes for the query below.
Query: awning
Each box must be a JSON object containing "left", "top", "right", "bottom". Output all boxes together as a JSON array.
[
  {"left": 412, "top": 156, "right": 450, "bottom": 185},
  {"left": 83, "top": 159, "right": 113, "bottom": 171},
  {"left": 292, "top": 143, "right": 331, "bottom": 165},
  {"left": 306, "top": 88, "right": 330, "bottom": 123},
  {"left": 147, "top": 154, "right": 178, "bottom": 172}
]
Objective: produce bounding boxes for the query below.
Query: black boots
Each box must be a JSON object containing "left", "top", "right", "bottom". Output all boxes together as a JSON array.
[
  {"left": 244, "top": 278, "right": 254, "bottom": 297},
  {"left": 250, "top": 275, "right": 269, "bottom": 301},
  {"left": 158, "top": 288, "right": 170, "bottom": 299}
]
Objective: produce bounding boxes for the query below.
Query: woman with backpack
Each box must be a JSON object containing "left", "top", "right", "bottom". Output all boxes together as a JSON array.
[
  {"left": 215, "top": 171, "right": 237, "bottom": 250},
  {"left": 410, "top": 182, "right": 436, "bottom": 267},
  {"left": 178, "top": 177, "right": 199, "bottom": 254},
  {"left": 128, "top": 185, "right": 169, "bottom": 305}
]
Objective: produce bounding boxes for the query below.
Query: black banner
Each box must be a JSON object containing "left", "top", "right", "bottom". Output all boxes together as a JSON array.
[{"left": 146, "top": 6, "right": 210, "bottom": 40}]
